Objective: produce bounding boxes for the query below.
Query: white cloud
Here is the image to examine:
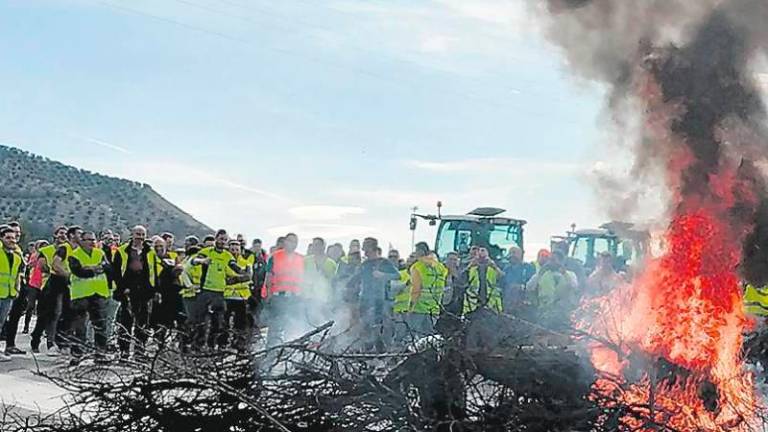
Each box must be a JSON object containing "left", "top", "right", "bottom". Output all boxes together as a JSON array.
[
  {"left": 60, "top": 158, "right": 290, "bottom": 203},
  {"left": 334, "top": 188, "right": 444, "bottom": 208},
  {"left": 288, "top": 205, "right": 366, "bottom": 221},
  {"left": 419, "top": 34, "right": 459, "bottom": 53},
  {"left": 324, "top": 0, "right": 534, "bottom": 74},
  {"left": 437, "top": 0, "right": 527, "bottom": 27}
]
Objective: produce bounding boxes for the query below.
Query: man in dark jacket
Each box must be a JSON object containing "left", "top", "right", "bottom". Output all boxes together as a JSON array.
[
  {"left": 348, "top": 238, "right": 399, "bottom": 352},
  {"left": 112, "top": 225, "right": 152, "bottom": 359}
]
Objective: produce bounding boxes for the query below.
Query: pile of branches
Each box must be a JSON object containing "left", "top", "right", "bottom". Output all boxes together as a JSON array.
[{"left": 0, "top": 311, "right": 711, "bottom": 432}]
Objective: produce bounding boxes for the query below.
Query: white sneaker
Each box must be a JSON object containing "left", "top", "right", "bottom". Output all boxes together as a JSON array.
[
  {"left": 46, "top": 346, "right": 61, "bottom": 357},
  {"left": 0, "top": 353, "right": 12, "bottom": 362}
]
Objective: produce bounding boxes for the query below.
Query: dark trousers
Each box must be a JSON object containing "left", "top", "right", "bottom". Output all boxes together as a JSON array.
[
  {"left": 117, "top": 296, "right": 151, "bottom": 356},
  {"left": 31, "top": 279, "right": 66, "bottom": 349},
  {"left": 265, "top": 295, "right": 303, "bottom": 348},
  {"left": 55, "top": 286, "right": 73, "bottom": 348},
  {"left": 360, "top": 300, "right": 385, "bottom": 352},
  {"left": 23, "top": 287, "right": 41, "bottom": 332},
  {"left": 151, "top": 288, "right": 184, "bottom": 346},
  {"left": 151, "top": 289, "right": 183, "bottom": 330},
  {"left": 219, "top": 299, "right": 250, "bottom": 349},
  {"left": 70, "top": 295, "right": 108, "bottom": 355},
  {"left": 185, "top": 290, "right": 226, "bottom": 350},
  {"left": 4, "top": 286, "right": 29, "bottom": 348}
]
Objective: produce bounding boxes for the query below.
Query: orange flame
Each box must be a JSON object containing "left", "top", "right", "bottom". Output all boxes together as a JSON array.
[{"left": 581, "top": 69, "right": 762, "bottom": 431}]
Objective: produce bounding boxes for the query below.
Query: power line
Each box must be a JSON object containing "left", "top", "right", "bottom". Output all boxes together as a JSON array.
[
  {"left": 161, "top": 0, "right": 544, "bottom": 105},
  {"left": 203, "top": 0, "right": 542, "bottom": 96},
  {"left": 92, "top": 0, "right": 577, "bottom": 120},
  {"left": 95, "top": 0, "right": 248, "bottom": 44}
]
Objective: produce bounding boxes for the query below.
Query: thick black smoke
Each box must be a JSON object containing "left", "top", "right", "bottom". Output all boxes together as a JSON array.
[{"left": 538, "top": 0, "right": 768, "bottom": 283}]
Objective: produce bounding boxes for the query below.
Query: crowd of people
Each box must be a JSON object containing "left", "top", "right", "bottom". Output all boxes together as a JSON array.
[{"left": 0, "top": 220, "right": 627, "bottom": 364}]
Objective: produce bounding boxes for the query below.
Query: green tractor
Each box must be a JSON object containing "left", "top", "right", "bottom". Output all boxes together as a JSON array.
[
  {"left": 551, "top": 221, "right": 650, "bottom": 273},
  {"left": 410, "top": 203, "right": 526, "bottom": 262}
]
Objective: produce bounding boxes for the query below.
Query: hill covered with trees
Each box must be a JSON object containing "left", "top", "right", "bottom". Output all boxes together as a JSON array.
[{"left": 0, "top": 145, "right": 211, "bottom": 241}]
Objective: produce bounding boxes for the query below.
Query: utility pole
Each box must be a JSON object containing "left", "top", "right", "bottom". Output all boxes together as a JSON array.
[{"left": 410, "top": 206, "right": 418, "bottom": 252}]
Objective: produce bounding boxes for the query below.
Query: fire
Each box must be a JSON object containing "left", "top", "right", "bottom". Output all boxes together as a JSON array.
[
  {"left": 578, "top": 64, "right": 763, "bottom": 431},
  {"left": 583, "top": 209, "right": 759, "bottom": 430}
]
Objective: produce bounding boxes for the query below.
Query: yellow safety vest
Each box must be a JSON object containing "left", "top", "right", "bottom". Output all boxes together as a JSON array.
[
  {"left": 224, "top": 254, "right": 254, "bottom": 300},
  {"left": 302, "top": 255, "right": 337, "bottom": 300},
  {"left": 147, "top": 250, "right": 171, "bottom": 289},
  {"left": 196, "top": 247, "right": 235, "bottom": 293},
  {"left": 69, "top": 248, "right": 110, "bottom": 300},
  {"left": 745, "top": 284, "right": 768, "bottom": 317},
  {"left": 180, "top": 256, "right": 203, "bottom": 299},
  {"left": 466, "top": 266, "right": 503, "bottom": 314},
  {"left": 38, "top": 244, "right": 59, "bottom": 286},
  {"left": 410, "top": 260, "right": 447, "bottom": 315},
  {"left": 0, "top": 249, "right": 22, "bottom": 299},
  {"left": 41, "top": 243, "right": 74, "bottom": 276},
  {"left": 537, "top": 270, "right": 571, "bottom": 307},
  {"left": 392, "top": 270, "right": 411, "bottom": 314}
]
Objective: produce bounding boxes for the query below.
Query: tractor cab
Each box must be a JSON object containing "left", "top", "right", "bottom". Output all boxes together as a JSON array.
[
  {"left": 411, "top": 205, "right": 526, "bottom": 262},
  {"left": 552, "top": 222, "right": 649, "bottom": 273}
]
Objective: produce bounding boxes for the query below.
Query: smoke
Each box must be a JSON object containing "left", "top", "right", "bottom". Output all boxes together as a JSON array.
[{"left": 536, "top": 0, "right": 768, "bottom": 282}]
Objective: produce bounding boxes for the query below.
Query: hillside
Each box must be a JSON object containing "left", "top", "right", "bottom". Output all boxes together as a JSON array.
[{"left": 0, "top": 145, "right": 211, "bottom": 241}]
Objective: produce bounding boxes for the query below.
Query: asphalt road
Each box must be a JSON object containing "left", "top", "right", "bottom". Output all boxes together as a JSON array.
[{"left": 0, "top": 320, "right": 71, "bottom": 417}]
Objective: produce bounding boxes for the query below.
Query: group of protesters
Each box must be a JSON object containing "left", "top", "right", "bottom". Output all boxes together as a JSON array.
[{"left": 0, "top": 219, "right": 627, "bottom": 363}]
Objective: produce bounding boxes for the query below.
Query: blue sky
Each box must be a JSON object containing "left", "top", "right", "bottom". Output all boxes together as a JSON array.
[{"left": 0, "top": 0, "right": 613, "bottom": 254}]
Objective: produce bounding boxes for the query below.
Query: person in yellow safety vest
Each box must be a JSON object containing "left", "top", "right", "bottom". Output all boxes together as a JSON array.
[
  {"left": 3, "top": 222, "right": 30, "bottom": 356},
  {"left": 327, "top": 243, "right": 344, "bottom": 264},
  {"left": 534, "top": 249, "right": 551, "bottom": 274},
  {"left": 179, "top": 236, "right": 202, "bottom": 352},
  {"left": 30, "top": 225, "right": 72, "bottom": 356},
  {"left": 744, "top": 283, "right": 768, "bottom": 317},
  {"left": 221, "top": 239, "right": 254, "bottom": 349},
  {"left": 464, "top": 247, "right": 505, "bottom": 314},
  {"left": 407, "top": 242, "right": 448, "bottom": 339},
  {"left": 180, "top": 238, "right": 203, "bottom": 299},
  {"left": 160, "top": 233, "right": 179, "bottom": 263},
  {"left": 187, "top": 229, "right": 245, "bottom": 350},
  {"left": 392, "top": 253, "right": 416, "bottom": 314},
  {"left": 526, "top": 250, "right": 578, "bottom": 329},
  {"left": 98, "top": 231, "right": 121, "bottom": 348},
  {"left": 49, "top": 225, "right": 81, "bottom": 355},
  {"left": 0, "top": 226, "right": 23, "bottom": 362},
  {"left": 67, "top": 231, "right": 112, "bottom": 363},
  {"left": 303, "top": 237, "right": 337, "bottom": 325}
]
